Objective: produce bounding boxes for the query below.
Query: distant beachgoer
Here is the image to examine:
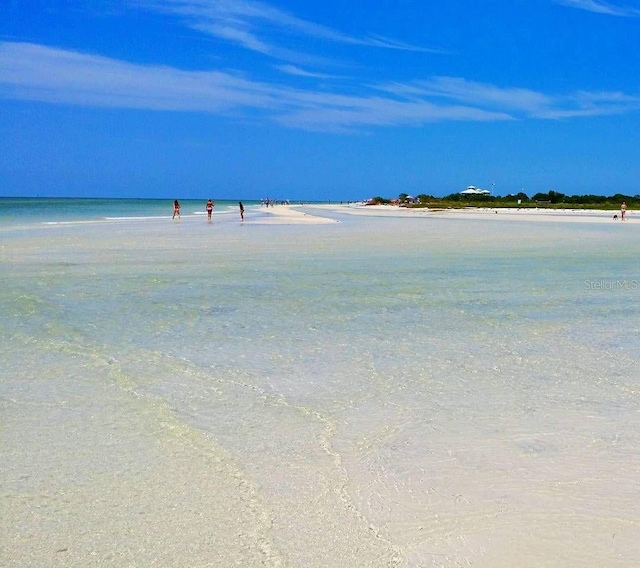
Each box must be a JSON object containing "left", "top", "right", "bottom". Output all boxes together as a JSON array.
[
  {"left": 173, "top": 200, "right": 180, "bottom": 219},
  {"left": 621, "top": 201, "right": 627, "bottom": 221},
  {"left": 239, "top": 201, "right": 245, "bottom": 221},
  {"left": 206, "top": 199, "right": 214, "bottom": 221}
]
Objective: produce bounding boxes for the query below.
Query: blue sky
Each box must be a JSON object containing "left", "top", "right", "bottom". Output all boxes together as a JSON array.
[{"left": 1, "top": 0, "right": 639, "bottom": 200}]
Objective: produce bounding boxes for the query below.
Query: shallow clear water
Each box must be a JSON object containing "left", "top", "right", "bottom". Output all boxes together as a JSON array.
[{"left": 1, "top": 202, "right": 639, "bottom": 566}]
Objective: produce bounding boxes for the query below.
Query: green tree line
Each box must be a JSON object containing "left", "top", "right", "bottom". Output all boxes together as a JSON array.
[{"left": 367, "top": 191, "right": 640, "bottom": 209}]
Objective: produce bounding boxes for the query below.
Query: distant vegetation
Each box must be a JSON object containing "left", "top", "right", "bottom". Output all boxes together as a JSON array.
[{"left": 372, "top": 191, "right": 640, "bottom": 210}]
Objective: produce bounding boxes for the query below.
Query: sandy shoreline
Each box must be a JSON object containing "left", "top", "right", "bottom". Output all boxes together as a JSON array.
[
  {"left": 233, "top": 202, "right": 636, "bottom": 226},
  {"left": 2, "top": 202, "right": 631, "bottom": 230},
  {"left": 284, "top": 203, "right": 635, "bottom": 225},
  {"left": 253, "top": 204, "right": 339, "bottom": 224}
]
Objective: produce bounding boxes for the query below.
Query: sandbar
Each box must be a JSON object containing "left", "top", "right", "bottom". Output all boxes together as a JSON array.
[{"left": 292, "top": 203, "right": 634, "bottom": 225}]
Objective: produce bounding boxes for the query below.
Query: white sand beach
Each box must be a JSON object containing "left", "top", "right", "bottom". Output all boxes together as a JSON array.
[
  {"left": 290, "top": 202, "right": 635, "bottom": 225},
  {"left": 2, "top": 202, "right": 639, "bottom": 567},
  {"left": 252, "top": 204, "right": 339, "bottom": 224},
  {"left": 234, "top": 201, "right": 635, "bottom": 227}
]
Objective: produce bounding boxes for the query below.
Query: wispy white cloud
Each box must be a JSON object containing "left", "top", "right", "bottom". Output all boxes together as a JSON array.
[
  {"left": 132, "top": 0, "right": 437, "bottom": 61},
  {"left": 198, "top": 22, "right": 273, "bottom": 55},
  {"left": 275, "top": 64, "right": 342, "bottom": 80},
  {"left": 1, "top": 43, "right": 638, "bottom": 133},
  {"left": 379, "top": 77, "right": 553, "bottom": 114},
  {"left": 552, "top": 0, "right": 640, "bottom": 16},
  {"left": 542, "top": 90, "right": 640, "bottom": 117},
  {"left": 0, "top": 42, "right": 285, "bottom": 112},
  {"left": 275, "top": 98, "right": 511, "bottom": 134},
  {"left": 376, "top": 76, "right": 640, "bottom": 120}
]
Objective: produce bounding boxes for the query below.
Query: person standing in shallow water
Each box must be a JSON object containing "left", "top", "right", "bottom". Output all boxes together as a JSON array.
[
  {"left": 172, "top": 199, "right": 180, "bottom": 219},
  {"left": 206, "top": 199, "right": 214, "bottom": 221},
  {"left": 239, "top": 201, "right": 245, "bottom": 221},
  {"left": 621, "top": 201, "right": 627, "bottom": 221}
]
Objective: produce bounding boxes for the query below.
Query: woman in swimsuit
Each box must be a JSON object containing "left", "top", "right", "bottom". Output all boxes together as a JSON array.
[
  {"left": 206, "top": 199, "right": 214, "bottom": 221},
  {"left": 173, "top": 200, "right": 180, "bottom": 219}
]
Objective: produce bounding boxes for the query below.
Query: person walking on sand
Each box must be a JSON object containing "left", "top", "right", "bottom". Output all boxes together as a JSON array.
[
  {"left": 173, "top": 199, "right": 181, "bottom": 219},
  {"left": 621, "top": 201, "right": 627, "bottom": 221},
  {"left": 206, "top": 199, "right": 214, "bottom": 221},
  {"left": 239, "top": 201, "right": 245, "bottom": 221}
]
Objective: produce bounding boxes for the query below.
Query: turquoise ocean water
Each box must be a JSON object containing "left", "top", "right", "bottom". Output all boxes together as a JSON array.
[
  {"left": 0, "top": 197, "right": 263, "bottom": 226},
  {"left": 1, "top": 199, "right": 640, "bottom": 566}
]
